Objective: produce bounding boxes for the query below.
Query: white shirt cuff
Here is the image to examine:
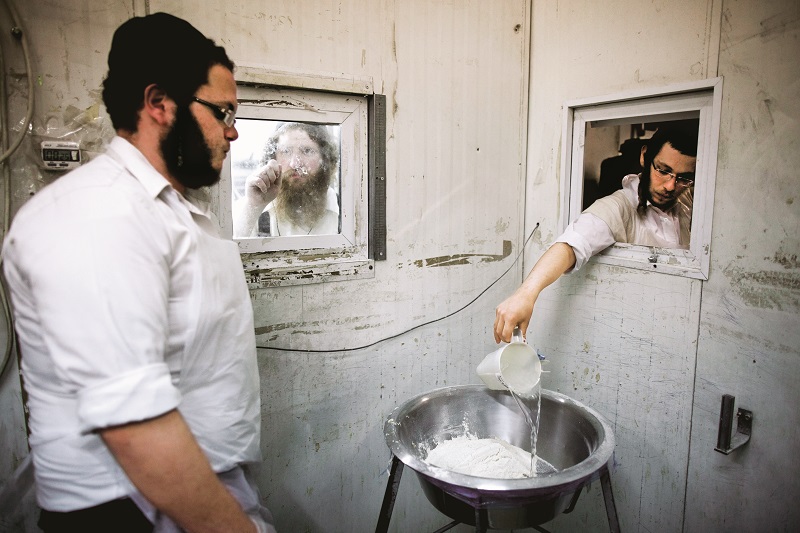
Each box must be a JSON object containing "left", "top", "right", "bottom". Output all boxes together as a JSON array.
[{"left": 77, "top": 363, "right": 181, "bottom": 433}]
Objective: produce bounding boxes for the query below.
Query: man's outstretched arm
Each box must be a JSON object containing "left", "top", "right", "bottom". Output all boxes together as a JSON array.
[{"left": 494, "top": 242, "right": 577, "bottom": 343}]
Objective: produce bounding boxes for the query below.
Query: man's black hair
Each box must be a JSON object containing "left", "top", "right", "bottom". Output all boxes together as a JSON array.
[{"left": 102, "top": 12, "right": 234, "bottom": 132}]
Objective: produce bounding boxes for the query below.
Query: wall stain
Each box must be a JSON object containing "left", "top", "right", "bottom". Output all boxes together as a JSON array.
[
  {"left": 767, "top": 250, "right": 800, "bottom": 269},
  {"left": 412, "top": 240, "right": 512, "bottom": 268},
  {"left": 254, "top": 315, "right": 381, "bottom": 337},
  {"left": 724, "top": 266, "right": 800, "bottom": 311},
  {"left": 495, "top": 218, "right": 510, "bottom": 234},
  {"left": 758, "top": 11, "right": 799, "bottom": 43}
]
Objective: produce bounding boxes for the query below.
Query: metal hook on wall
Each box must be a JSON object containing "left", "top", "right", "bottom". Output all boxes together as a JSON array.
[{"left": 714, "top": 394, "right": 752, "bottom": 455}]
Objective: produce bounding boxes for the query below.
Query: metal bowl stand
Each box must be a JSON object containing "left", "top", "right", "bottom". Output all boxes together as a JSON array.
[{"left": 375, "top": 454, "right": 621, "bottom": 533}]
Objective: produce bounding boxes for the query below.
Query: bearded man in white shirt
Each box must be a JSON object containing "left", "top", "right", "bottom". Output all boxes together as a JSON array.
[
  {"left": 494, "top": 122, "right": 698, "bottom": 343},
  {"left": 233, "top": 122, "right": 340, "bottom": 237},
  {"left": 2, "top": 12, "right": 275, "bottom": 533}
]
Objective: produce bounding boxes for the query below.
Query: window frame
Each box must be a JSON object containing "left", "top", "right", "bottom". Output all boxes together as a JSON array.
[
  {"left": 559, "top": 77, "right": 723, "bottom": 279},
  {"left": 210, "top": 66, "right": 383, "bottom": 288}
]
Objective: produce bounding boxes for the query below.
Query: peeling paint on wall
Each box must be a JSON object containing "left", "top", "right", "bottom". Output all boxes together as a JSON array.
[{"left": 411, "top": 240, "right": 512, "bottom": 268}]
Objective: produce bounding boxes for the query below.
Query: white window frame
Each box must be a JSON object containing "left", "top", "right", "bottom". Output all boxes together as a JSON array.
[
  {"left": 210, "top": 66, "right": 376, "bottom": 288},
  {"left": 559, "top": 78, "right": 723, "bottom": 279}
]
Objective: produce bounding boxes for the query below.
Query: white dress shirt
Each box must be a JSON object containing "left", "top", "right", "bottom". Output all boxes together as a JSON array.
[
  {"left": 2, "top": 137, "right": 262, "bottom": 514},
  {"left": 556, "top": 174, "right": 692, "bottom": 271}
]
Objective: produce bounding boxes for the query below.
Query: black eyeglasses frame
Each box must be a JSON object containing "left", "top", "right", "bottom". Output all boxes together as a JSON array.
[
  {"left": 191, "top": 97, "right": 236, "bottom": 128},
  {"left": 651, "top": 161, "right": 695, "bottom": 186}
]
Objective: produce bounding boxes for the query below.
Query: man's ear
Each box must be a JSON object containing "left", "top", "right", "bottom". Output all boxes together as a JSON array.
[
  {"left": 639, "top": 145, "right": 647, "bottom": 168},
  {"left": 142, "top": 84, "right": 174, "bottom": 126}
]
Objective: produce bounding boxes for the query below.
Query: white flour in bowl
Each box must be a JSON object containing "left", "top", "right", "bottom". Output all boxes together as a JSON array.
[{"left": 425, "top": 435, "right": 532, "bottom": 479}]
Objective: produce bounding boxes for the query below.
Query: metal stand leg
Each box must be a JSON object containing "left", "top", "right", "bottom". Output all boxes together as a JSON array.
[
  {"left": 431, "top": 520, "right": 459, "bottom": 533},
  {"left": 474, "top": 507, "right": 487, "bottom": 533},
  {"left": 563, "top": 486, "right": 584, "bottom": 514},
  {"left": 600, "top": 467, "right": 621, "bottom": 533},
  {"left": 376, "top": 455, "right": 404, "bottom": 533}
]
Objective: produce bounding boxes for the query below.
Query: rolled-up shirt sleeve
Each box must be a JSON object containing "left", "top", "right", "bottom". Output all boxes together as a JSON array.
[
  {"left": 77, "top": 363, "right": 180, "bottom": 432},
  {"left": 554, "top": 212, "right": 616, "bottom": 272}
]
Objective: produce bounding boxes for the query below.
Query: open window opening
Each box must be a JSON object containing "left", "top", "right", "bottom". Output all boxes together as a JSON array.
[{"left": 560, "top": 78, "right": 723, "bottom": 279}]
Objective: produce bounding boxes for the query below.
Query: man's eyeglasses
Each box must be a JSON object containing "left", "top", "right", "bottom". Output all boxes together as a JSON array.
[
  {"left": 651, "top": 161, "right": 695, "bottom": 186},
  {"left": 276, "top": 145, "right": 320, "bottom": 159},
  {"left": 192, "top": 97, "right": 236, "bottom": 128}
]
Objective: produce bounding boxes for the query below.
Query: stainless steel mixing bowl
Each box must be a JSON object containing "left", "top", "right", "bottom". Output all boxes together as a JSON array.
[{"left": 383, "top": 385, "right": 615, "bottom": 529}]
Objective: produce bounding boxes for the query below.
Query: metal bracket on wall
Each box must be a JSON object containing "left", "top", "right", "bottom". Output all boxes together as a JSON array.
[
  {"left": 368, "top": 93, "right": 387, "bottom": 261},
  {"left": 714, "top": 394, "right": 752, "bottom": 455}
]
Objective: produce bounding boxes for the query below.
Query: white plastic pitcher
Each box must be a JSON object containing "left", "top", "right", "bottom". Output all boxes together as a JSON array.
[{"left": 477, "top": 327, "right": 541, "bottom": 396}]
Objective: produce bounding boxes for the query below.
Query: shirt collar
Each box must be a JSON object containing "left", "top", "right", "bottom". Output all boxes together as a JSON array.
[
  {"left": 107, "top": 136, "right": 171, "bottom": 199},
  {"left": 106, "top": 136, "right": 213, "bottom": 218}
]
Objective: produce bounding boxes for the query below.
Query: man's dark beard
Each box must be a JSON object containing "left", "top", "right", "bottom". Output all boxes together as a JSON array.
[
  {"left": 161, "top": 105, "right": 220, "bottom": 189},
  {"left": 275, "top": 166, "right": 331, "bottom": 229}
]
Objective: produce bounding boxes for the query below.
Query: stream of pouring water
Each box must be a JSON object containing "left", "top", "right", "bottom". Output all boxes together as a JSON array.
[{"left": 499, "top": 377, "right": 545, "bottom": 477}]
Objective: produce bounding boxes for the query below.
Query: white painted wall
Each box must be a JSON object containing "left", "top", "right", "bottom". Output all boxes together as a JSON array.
[
  {"left": 525, "top": 1, "right": 799, "bottom": 532},
  {"left": 684, "top": 0, "right": 800, "bottom": 530},
  {"left": 525, "top": 1, "right": 718, "bottom": 531},
  {"left": 1, "top": 1, "right": 797, "bottom": 532},
  {"left": 0, "top": 1, "right": 530, "bottom": 532}
]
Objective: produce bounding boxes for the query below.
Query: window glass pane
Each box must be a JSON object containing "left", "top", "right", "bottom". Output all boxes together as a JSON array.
[{"left": 231, "top": 119, "right": 341, "bottom": 238}]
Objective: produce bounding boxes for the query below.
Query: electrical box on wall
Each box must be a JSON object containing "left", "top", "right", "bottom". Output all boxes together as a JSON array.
[{"left": 40, "top": 140, "right": 81, "bottom": 170}]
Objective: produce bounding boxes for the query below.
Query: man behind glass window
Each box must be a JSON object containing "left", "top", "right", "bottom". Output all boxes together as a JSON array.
[
  {"left": 233, "top": 122, "right": 340, "bottom": 237},
  {"left": 494, "top": 121, "right": 698, "bottom": 343},
  {"left": 2, "top": 12, "right": 275, "bottom": 533}
]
